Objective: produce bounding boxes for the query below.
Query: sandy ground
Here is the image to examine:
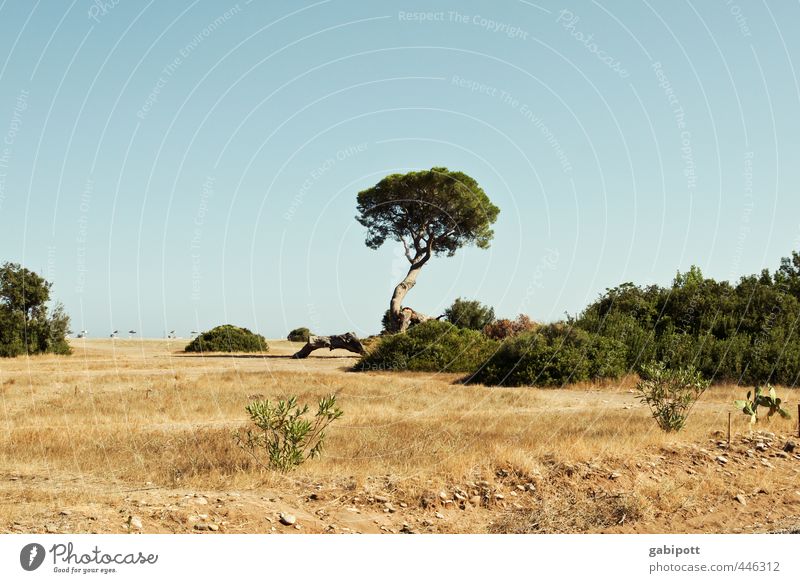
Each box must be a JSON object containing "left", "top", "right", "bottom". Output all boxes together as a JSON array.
[{"left": 0, "top": 338, "right": 799, "bottom": 534}]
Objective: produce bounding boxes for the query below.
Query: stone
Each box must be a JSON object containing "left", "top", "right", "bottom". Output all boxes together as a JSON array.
[
  {"left": 755, "top": 442, "right": 768, "bottom": 452},
  {"left": 609, "top": 472, "right": 622, "bottom": 480},
  {"left": 279, "top": 513, "right": 296, "bottom": 526},
  {"left": 59, "top": 510, "right": 71, "bottom": 516},
  {"left": 469, "top": 496, "right": 482, "bottom": 506},
  {"left": 438, "top": 491, "right": 448, "bottom": 501},
  {"left": 194, "top": 523, "right": 210, "bottom": 531},
  {"left": 435, "top": 512, "right": 445, "bottom": 519},
  {"left": 194, "top": 497, "right": 208, "bottom": 505},
  {"left": 783, "top": 441, "right": 796, "bottom": 453},
  {"left": 734, "top": 494, "right": 747, "bottom": 506},
  {"left": 45, "top": 523, "right": 58, "bottom": 533},
  {"left": 128, "top": 516, "right": 143, "bottom": 531},
  {"left": 715, "top": 456, "right": 728, "bottom": 464},
  {"left": 374, "top": 495, "right": 389, "bottom": 504},
  {"left": 208, "top": 523, "right": 219, "bottom": 531}
]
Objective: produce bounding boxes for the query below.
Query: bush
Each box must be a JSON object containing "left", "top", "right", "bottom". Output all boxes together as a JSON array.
[
  {"left": 636, "top": 362, "right": 709, "bottom": 432},
  {"left": 444, "top": 297, "right": 495, "bottom": 331},
  {"left": 184, "top": 325, "right": 268, "bottom": 353},
  {"left": 287, "top": 327, "right": 312, "bottom": 342},
  {"left": 483, "top": 314, "right": 537, "bottom": 340},
  {"left": 234, "top": 395, "right": 343, "bottom": 472},
  {"left": 469, "top": 324, "right": 628, "bottom": 387},
  {"left": 355, "top": 319, "right": 498, "bottom": 373}
]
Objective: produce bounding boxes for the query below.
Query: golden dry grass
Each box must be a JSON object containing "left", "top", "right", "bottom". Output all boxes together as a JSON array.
[{"left": 0, "top": 338, "right": 798, "bottom": 534}]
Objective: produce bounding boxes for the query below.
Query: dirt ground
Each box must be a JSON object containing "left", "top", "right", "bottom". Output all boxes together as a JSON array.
[{"left": 0, "top": 339, "right": 798, "bottom": 534}]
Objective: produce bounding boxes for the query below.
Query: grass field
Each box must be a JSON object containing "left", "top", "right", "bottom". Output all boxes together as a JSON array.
[{"left": 0, "top": 338, "right": 798, "bottom": 534}]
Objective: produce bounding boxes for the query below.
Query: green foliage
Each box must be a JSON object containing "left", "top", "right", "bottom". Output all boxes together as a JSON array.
[
  {"left": 734, "top": 384, "right": 791, "bottom": 425},
  {"left": 482, "top": 314, "right": 537, "bottom": 340},
  {"left": 635, "top": 362, "right": 710, "bottom": 432},
  {"left": 356, "top": 319, "right": 497, "bottom": 373},
  {"left": 444, "top": 297, "right": 495, "bottom": 331},
  {"left": 287, "top": 327, "right": 312, "bottom": 342},
  {"left": 235, "top": 395, "right": 343, "bottom": 472},
  {"left": 0, "top": 262, "right": 71, "bottom": 357},
  {"left": 356, "top": 167, "right": 500, "bottom": 257},
  {"left": 576, "top": 253, "right": 800, "bottom": 386},
  {"left": 184, "top": 325, "right": 268, "bottom": 353},
  {"left": 381, "top": 309, "right": 400, "bottom": 334},
  {"left": 468, "top": 324, "right": 628, "bottom": 387}
]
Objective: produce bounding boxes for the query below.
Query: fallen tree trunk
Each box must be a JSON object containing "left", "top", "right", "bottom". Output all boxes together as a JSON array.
[{"left": 291, "top": 332, "right": 366, "bottom": 359}]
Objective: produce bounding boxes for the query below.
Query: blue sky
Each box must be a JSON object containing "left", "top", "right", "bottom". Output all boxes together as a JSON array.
[{"left": 0, "top": 0, "right": 798, "bottom": 338}]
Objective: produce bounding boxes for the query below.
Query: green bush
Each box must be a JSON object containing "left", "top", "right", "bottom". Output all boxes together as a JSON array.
[
  {"left": 468, "top": 324, "right": 628, "bottom": 387},
  {"left": 184, "top": 325, "right": 268, "bottom": 353},
  {"left": 355, "top": 319, "right": 497, "bottom": 373},
  {"left": 235, "top": 395, "right": 343, "bottom": 472},
  {"left": 444, "top": 297, "right": 495, "bottom": 331},
  {"left": 636, "top": 362, "right": 709, "bottom": 432},
  {"left": 287, "top": 327, "right": 312, "bottom": 342}
]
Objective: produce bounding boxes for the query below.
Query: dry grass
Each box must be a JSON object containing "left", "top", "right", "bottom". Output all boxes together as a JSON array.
[{"left": 0, "top": 338, "right": 798, "bottom": 533}]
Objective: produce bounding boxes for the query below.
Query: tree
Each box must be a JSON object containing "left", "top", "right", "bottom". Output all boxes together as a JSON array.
[
  {"left": 0, "top": 262, "right": 71, "bottom": 356},
  {"left": 356, "top": 167, "right": 499, "bottom": 332},
  {"left": 444, "top": 297, "right": 495, "bottom": 331}
]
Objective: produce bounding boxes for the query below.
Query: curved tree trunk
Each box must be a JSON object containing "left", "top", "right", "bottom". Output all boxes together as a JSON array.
[{"left": 390, "top": 260, "right": 438, "bottom": 333}]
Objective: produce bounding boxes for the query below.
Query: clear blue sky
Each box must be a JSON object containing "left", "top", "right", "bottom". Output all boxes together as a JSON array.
[{"left": 1, "top": 0, "right": 798, "bottom": 338}]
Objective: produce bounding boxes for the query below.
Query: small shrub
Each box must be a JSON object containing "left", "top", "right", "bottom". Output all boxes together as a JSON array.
[
  {"left": 483, "top": 314, "right": 537, "bottom": 340},
  {"left": 636, "top": 362, "right": 709, "bottom": 432},
  {"left": 287, "top": 327, "right": 312, "bottom": 342},
  {"left": 469, "top": 324, "right": 627, "bottom": 387},
  {"left": 356, "top": 319, "right": 497, "bottom": 373},
  {"left": 184, "top": 324, "right": 268, "bottom": 353},
  {"left": 234, "top": 394, "right": 343, "bottom": 472},
  {"left": 734, "top": 384, "right": 791, "bottom": 425},
  {"left": 444, "top": 297, "right": 495, "bottom": 331}
]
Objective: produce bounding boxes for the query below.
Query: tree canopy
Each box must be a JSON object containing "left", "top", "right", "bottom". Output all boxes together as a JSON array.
[
  {"left": 356, "top": 167, "right": 499, "bottom": 264},
  {"left": 0, "top": 262, "right": 71, "bottom": 357}
]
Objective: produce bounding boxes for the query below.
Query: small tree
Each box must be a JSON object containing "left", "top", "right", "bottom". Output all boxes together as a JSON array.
[
  {"left": 444, "top": 297, "right": 495, "bottom": 331},
  {"left": 0, "top": 262, "right": 71, "bottom": 357},
  {"left": 636, "top": 362, "right": 709, "bottom": 432},
  {"left": 235, "top": 395, "right": 343, "bottom": 472},
  {"left": 356, "top": 167, "right": 499, "bottom": 332}
]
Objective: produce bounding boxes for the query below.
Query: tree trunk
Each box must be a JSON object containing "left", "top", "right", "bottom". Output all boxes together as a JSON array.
[
  {"left": 292, "top": 332, "right": 366, "bottom": 359},
  {"left": 391, "top": 259, "right": 437, "bottom": 332}
]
